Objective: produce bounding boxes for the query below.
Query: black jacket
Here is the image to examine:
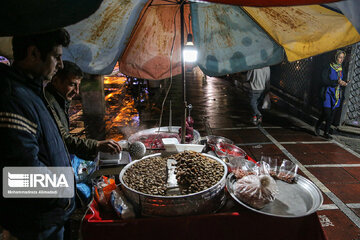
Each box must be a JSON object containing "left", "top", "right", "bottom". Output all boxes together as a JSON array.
[{"left": 0, "top": 64, "right": 75, "bottom": 233}]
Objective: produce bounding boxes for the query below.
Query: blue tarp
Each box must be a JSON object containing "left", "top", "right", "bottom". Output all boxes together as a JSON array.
[{"left": 191, "top": 4, "right": 284, "bottom": 76}]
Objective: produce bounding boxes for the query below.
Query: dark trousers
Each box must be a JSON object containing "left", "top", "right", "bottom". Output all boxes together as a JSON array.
[
  {"left": 249, "top": 90, "right": 264, "bottom": 117},
  {"left": 316, "top": 107, "right": 338, "bottom": 134}
]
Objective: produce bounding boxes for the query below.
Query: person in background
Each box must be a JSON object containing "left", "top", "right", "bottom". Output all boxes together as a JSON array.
[
  {"left": 315, "top": 50, "right": 348, "bottom": 139},
  {"left": 0, "top": 28, "right": 74, "bottom": 240},
  {"left": 246, "top": 66, "right": 271, "bottom": 125}
]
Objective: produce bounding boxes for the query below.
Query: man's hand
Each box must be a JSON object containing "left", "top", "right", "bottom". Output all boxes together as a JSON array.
[{"left": 97, "top": 140, "right": 121, "bottom": 154}]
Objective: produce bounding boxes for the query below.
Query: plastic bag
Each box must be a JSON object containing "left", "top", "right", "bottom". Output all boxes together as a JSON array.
[
  {"left": 260, "top": 156, "right": 278, "bottom": 178},
  {"left": 71, "top": 155, "right": 96, "bottom": 183},
  {"left": 77, "top": 160, "right": 96, "bottom": 183},
  {"left": 261, "top": 93, "right": 271, "bottom": 110},
  {"left": 110, "top": 188, "right": 136, "bottom": 219},
  {"left": 229, "top": 157, "right": 258, "bottom": 179},
  {"left": 71, "top": 155, "right": 95, "bottom": 206},
  {"left": 94, "top": 176, "right": 117, "bottom": 209},
  {"left": 257, "top": 161, "right": 271, "bottom": 176},
  {"left": 233, "top": 174, "right": 278, "bottom": 209},
  {"left": 277, "top": 159, "right": 298, "bottom": 183}
]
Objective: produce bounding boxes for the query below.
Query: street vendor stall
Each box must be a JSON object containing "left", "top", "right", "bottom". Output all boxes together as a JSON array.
[
  {"left": 81, "top": 198, "right": 326, "bottom": 240},
  {"left": 85, "top": 134, "right": 326, "bottom": 240}
]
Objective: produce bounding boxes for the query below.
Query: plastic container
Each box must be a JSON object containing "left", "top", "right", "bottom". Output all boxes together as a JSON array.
[
  {"left": 206, "top": 135, "right": 233, "bottom": 148},
  {"left": 175, "top": 144, "right": 205, "bottom": 153},
  {"left": 162, "top": 138, "right": 179, "bottom": 152},
  {"left": 214, "top": 142, "right": 246, "bottom": 159}
]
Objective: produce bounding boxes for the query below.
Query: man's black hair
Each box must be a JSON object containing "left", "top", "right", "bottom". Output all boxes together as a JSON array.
[
  {"left": 12, "top": 28, "right": 70, "bottom": 61},
  {"left": 54, "top": 61, "right": 84, "bottom": 80}
]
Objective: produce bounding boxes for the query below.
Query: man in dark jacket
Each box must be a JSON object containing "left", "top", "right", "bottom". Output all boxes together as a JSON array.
[
  {"left": 45, "top": 61, "right": 121, "bottom": 159},
  {"left": 0, "top": 29, "right": 75, "bottom": 239}
]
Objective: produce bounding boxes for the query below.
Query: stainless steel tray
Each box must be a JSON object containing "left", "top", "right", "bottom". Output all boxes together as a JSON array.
[{"left": 226, "top": 173, "right": 323, "bottom": 218}]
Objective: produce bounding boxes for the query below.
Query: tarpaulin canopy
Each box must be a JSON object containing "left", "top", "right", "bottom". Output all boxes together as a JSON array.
[
  {"left": 192, "top": 4, "right": 360, "bottom": 76},
  {"left": 1, "top": 0, "right": 360, "bottom": 80},
  {"left": 64, "top": 0, "right": 360, "bottom": 79},
  {"left": 199, "top": 0, "right": 340, "bottom": 6}
]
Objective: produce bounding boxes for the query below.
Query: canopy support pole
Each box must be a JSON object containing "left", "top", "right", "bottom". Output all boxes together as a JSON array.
[{"left": 180, "top": 1, "right": 187, "bottom": 144}]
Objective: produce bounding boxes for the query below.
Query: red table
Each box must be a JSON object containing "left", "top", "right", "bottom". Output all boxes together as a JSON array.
[{"left": 81, "top": 193, "right": 327, "bottom": 240}]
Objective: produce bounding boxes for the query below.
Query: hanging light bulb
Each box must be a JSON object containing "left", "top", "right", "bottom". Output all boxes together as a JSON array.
[{"left": 183, "top": 33, "right": 198, "bottom": 63}]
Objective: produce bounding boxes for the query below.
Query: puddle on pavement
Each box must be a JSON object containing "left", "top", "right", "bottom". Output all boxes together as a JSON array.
[{"left": 69, "top": 67, "right": 162, "bottom": 141}]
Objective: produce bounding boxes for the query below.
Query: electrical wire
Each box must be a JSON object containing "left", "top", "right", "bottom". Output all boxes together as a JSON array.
[{"left": 157, "top": 0, "right": 185, "bottom": 132}]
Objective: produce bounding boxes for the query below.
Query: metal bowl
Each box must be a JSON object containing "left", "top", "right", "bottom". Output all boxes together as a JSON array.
[
  {"left": 128, "top": 126, "right": 201, "bottom": 149},
  {"left": 206, "top": 135, "right": 233, "bottom": 146},
  {"left": 119, "top": 153, "right": 228, "bottom": 217},
  {"left": 214, "top": 142, "right": 247, "bottom": 159}
]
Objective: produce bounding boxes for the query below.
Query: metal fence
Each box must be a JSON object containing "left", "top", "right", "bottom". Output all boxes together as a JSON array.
[{"left": 344, "top": 43, "right": 360, "bottom": 126}]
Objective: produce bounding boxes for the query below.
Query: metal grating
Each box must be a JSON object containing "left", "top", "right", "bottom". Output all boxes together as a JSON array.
[
  {"left": 345, "top": 43, "right": 360, "bottom": 125},
  {"left": 271, "top": 58, "right": 313, "bottom": 102},
  {"left": 270, "top": 46, "right": 355, "bottom": 126}
]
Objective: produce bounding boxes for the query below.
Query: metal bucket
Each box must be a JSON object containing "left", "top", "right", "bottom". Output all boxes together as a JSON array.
[{"left": 119, "top": 153, "right": 228, "bottom": 217}]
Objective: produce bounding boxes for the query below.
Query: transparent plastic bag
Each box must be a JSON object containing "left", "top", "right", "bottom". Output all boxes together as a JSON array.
[
  {"left": 94, "top": 176, "right": 117, "bottom": 209},
  {"left": 110, "top": 188, "right": 136, "bottom": 219},
  {"left": 277, "top": 159, "right": 298, "bottom": 183},
  {"left": 233, "top": 174, "right": 278, "bottom": 209},
  {"left": 257, "top": 161, "right": 271, "bottom": 176},
  {"left": 229, "top": 156, "right": 258, "bottom": 179},
  {"left": 260, "top": 156, "right": 278, "bottom": 178}
]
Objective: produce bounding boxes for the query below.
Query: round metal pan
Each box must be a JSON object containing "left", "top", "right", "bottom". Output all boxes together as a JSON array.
[
  {"left": 226, "top": 173, "right": 323, "bottom": 218},
  {"left": 119, "top": 153, "right": 228, "bottom": 217}
]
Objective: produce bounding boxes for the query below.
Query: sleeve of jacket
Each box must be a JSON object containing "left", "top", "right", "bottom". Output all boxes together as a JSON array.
[
  {"left": 0, "top": 98, "right": 44, "bottom": 167},
  {"left": 58, "top": 124, "right": 98, "bottom": 160},
  {"left": 45, "top": 93, "right": 99, "bottom": 161}
]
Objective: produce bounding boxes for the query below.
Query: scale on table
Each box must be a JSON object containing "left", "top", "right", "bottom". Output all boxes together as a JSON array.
[
  {"left": 99, "top": 151, "right": 131, "bottom": 167},
  {"left": 99, "top": 140, "right": 132, "bottom": 167}
]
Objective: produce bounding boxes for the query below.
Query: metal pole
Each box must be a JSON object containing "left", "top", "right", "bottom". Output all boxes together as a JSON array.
[{"left": 180, "top": 1, "right": 186, "bottom": 143}]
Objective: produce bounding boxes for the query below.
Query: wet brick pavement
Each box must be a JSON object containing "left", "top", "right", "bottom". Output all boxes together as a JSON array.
[{"left": 164, "top": 69, "right": 360, "bottom": 240}]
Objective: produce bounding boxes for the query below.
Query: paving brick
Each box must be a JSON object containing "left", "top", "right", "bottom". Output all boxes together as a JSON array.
[
  {"left": 344, "top": 167, "right": 360, "bottom": 182},
  {"left": 325, "top": 183, "right": 360, "bottom": 203},
  {"left": 212, "top": 129, "right": 269, "bottom": 144},
  {"left": 318, "top": 210, "right": 360, "bottom": 240},
  {"left": 308, "top": 167, "right": 359, "bottom": 184}
]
